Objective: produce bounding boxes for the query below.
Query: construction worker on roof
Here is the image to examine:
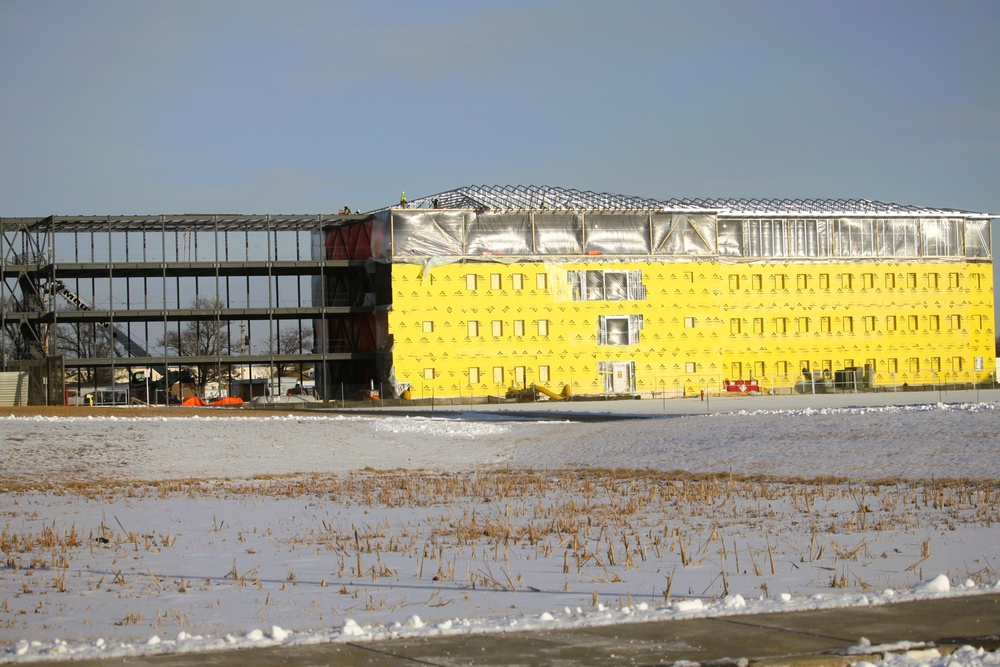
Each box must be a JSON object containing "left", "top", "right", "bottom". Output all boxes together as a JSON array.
[{"left": 400, "top": 191, "right": 407, "bottom": 208}]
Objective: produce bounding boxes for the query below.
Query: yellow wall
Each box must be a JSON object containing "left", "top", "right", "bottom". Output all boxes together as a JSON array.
[{"left": 388, "top": 259, "right": 995, "bottom": 397}]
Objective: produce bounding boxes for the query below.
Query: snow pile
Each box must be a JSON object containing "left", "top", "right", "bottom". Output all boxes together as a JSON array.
[
  {"left": 846, "top": 642, "right": 1000, "bottom": 667},
  {"left": 4, "top": 578, "right": 998, "bottom": 663}
]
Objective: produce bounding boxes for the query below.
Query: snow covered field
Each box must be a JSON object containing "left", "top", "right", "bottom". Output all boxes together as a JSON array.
[{"left": 1, "top": 395, "right": 999, "bottom": 663}]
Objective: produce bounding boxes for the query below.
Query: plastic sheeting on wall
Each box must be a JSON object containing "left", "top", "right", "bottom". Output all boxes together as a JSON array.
[
  {"left": 966, "top": 219, "right": 991, "bottom": 258},
  {"left": 370, "top": 209, "right": 991, "bottom": 262}
]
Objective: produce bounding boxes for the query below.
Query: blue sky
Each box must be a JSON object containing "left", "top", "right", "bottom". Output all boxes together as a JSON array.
[{"left": 2, "top": 1, "right": 998, "bottom": 220}]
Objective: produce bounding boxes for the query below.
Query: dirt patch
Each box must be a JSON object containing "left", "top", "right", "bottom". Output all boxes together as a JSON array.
[{"left": 0, "top": 406, "right": 254, "bottom": 419}]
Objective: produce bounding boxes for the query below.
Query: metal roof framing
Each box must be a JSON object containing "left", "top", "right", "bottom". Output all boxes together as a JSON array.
[
  {"left": 400, "top": 185, "right": 991, "bottom": 218},
  {"left": 0, "top": 213, "right": 362, "bottom": 235}
]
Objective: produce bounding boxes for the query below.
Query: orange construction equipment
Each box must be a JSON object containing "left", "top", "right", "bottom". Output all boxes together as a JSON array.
[{"left": 210, "top": 396, "right": 243, "bottom": 407}]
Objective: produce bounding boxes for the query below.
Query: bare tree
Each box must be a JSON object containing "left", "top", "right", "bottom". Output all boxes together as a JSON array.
[
  {"left": 266, "top": 325, "right": 313, "bottom": 379},
  {"left": 158, "top": 297, "right": 234, "bottom": 391},
  {"left": 56, "top": 320, "right": 116, "bottom": 384}
]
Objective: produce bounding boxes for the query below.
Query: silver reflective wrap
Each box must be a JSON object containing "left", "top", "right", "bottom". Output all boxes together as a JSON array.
[
  {"left": 653, "top": 213, "right": 716, "bottom": 256},
  {"left": 921, "top": 218, "right": 963, "bottom": 257},
  {"left": 585, "top": 214, "right": 650, "bottom": 255},
  {"left": 468, "top": 213, "right": 532, "bottom": 255},
  {"left": 372, "top": 208, "right": 991, "bottom": 262},
  {"left": 535, "top": 212, "right": 583, "bottom": 254},
  {"left": 878, "top": 218, "right": 920, "bottom": 257},
  {"left": 966, "top": 219, "right": 991, "bottom": 258},
  {"left": 833, "top": 218, "right": 878, "bottom": 258}
]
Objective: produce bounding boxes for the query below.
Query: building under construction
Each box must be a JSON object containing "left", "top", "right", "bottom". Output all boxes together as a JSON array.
[{"left": 1, "top": 185, "right": 995, "bottom": 404}]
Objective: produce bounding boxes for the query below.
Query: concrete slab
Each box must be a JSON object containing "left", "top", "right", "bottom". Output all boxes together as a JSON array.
[
  {"left": 375, "top": 619, "right": 855, "bottom": 666},
  {"left": 721, "top": 594, "right": 1000, "bottom": 650}
]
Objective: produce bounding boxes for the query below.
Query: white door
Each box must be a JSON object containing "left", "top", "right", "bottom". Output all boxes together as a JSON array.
[{"left": 611, "top": 362, "right": 631, "bottom": 393}]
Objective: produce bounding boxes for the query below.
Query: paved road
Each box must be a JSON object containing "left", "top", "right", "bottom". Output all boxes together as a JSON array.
[{"left": 333, "top": 386, "right": 1000, "bottom": 421}]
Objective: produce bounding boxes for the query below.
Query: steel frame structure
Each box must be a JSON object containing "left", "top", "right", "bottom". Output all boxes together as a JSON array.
[{"left": 1, "top": 213, "right": 384, "bottom": 403}]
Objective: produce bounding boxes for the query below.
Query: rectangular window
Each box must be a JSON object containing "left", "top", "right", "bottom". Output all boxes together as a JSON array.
[
  {"left": 753, "top": 317, "right": 764, "bottom": 334},
  {"left": 683, "top": 271, "right": 695, "bottom": 283},
  {"left": 908, "top": 315, "right": 919, "bottom": 330},
  {"left": 598, "top": 315, "right": 643, "bottom": 345},
  {"left": 862, "top": 273, "right": 875, "bottom": 289},
  {"left": 930, "top": 357, "right": 941, "bottom": 371},
  {"left": 886, "top": 315, "right": 897, "bottom": 331},
  {"left": 775, "top": 317, "right": 787, "bottom": 334},
  {"left": 752, "top": 274, "right": 763, "bottom": 291},
  {"left": 730, "top": 318, "right": 742, "bottom": 335},
  {"left": 796, "top": 274, "right": 810, "bottom": 291},
  {"left": 538, "top": 365, "right": 550, "bottom": 383},
  {"left": 467, "top": 320, "right": 479, "bottom": 337},
  {"left": 468, "top": 367, "right": 480, "bottom": 384},
  {"left": 863, "top": 316, "right": 877, "bottom": 332},
  {"left": 536, "top": 273, "right": 548, "bottom": 290},
  {"left": 422, "top": 321, "right": 434, "bottom": 333},
  {"left": 569, "top": 269, "right": 646, "bottom": 301},
  {"left": 970, "top": 274, "right": 981, "bottom": 289},
  {"left": 729, "top": 275, "right": 741, "bottom": 290},
  {"left": 929, "top": 315, "right": 940, "bottom": 331},
  {"left": 753, "top": 361, "right": 766, "bottom": 379},
  {"left": 821, "top": 316, "right": 831, "bottom": 333},
  {"left": 775, "top": 360, "right": 790, "bottom": 375},
  {"left": 493, "top": 367, "right": 504, "bottom": 384},
  {"left": 797, "top": 317, "right": 809, "bottom": 333},
  {"left": 773, "top": 274, "right": 786, "bottom": 290},
  {"left": 884, "top": 273, "right": 896, "bottom": 289},
  {"left": 513, "top": 320, "right": 525, "bottom": 337},
  {"left": 491, "top": 320, "right": 503, "bottom": 337},
  {"left": 537, "top": 319, "right": 549, "bottom": 336},
  {"left": 684, "top": 317, "right": 696, "bottom": 329},
  {"left": 490, "top": 274, "right": 502, "bottom": 290},
  {"left": 685, "top": 362, "right": 696, "bottom": 374},
  {"left": 514, "top": 366, "right": 526, "bottom": 386},
  {"left": 819, "top": 274, "right": 830, "bottom": 290},
  {"left": 948, "top": 272, "right": 961, "bottom": 289},
  {"left": 840, "top": 273, "right": 854, "bottom": 290},
  {"left": 731, "top": 361, "right": 742, "bottom": 378},
  {"left": 906, "top": 273, "right": 917, "bottom": 289},
  {"left": 908, "top": 357, "right": 920, "bottom": 373},
  {"left": 888, "top": 358, "right": 898, "bottom": 373},
  {"left": 466, "top": 274, "right": 478, "bottom": 291},
  {"left": 927, "top": 273, "right": 940, "bottom": 289},
  {"left": 952, "top": 357, "right": 964, "bottom": 372},
  {"left": 843, "top": 316, "right": 854, "bottom": 333},
  {"left": 512, "top": 273, "right": 524, "bottom": 291},
  {"left": 423, "top": 368, "right": 435, "bottom": 380},
  {"left": 951, "top": 314, "right": 962, "bottom": 330}
]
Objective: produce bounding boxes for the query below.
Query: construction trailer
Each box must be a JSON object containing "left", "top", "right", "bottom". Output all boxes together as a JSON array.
[{"left": 2, "top": 185, "right": 995, "bottom": 403}]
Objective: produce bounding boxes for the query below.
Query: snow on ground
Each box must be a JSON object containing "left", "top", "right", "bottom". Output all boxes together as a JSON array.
[{"left": 1, "top": 395, "right": 999, "bottom": 663}]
